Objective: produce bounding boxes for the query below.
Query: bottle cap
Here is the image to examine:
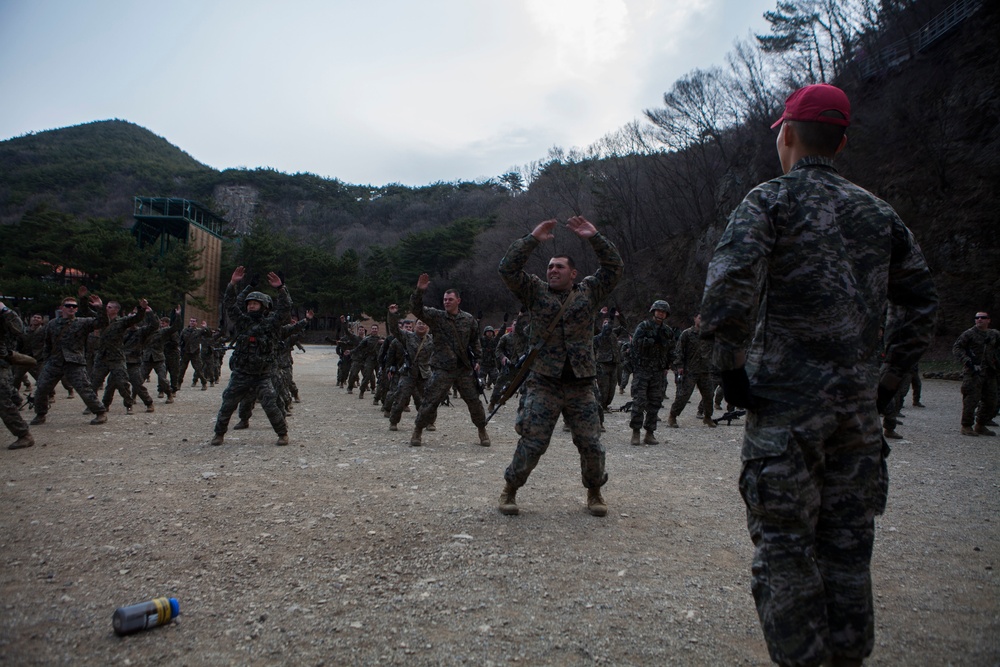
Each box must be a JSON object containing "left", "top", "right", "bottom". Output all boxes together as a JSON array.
[{"left": 169, "top": 598, "right": 180, "bottom": 618}]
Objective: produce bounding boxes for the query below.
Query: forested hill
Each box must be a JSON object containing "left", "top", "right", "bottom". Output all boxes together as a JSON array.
[{"left": 1, "top": 0, "right": 997, "bottom": 343}]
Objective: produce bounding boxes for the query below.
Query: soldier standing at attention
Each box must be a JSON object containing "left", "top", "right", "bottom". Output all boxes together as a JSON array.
[
  {"left": 700, "top": 83, "right": 938, "bottom": 667},
  {"left": 496, "top": 216, "right": 623, "bottom": 517},
  {"left": 952, "top": 311, "right": 998, "bottom": 436},
  {"left": 211, "top": 267, "right": 291, "bottom": 447},
  {"left": 628, "top": 300, "right": 674, "bottom": 445},
  {"left": 409, "top": 277, "right": 490, "bottom": 448}
]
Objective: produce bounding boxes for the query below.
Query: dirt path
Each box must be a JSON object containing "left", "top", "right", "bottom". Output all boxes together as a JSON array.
[{"left": 1, "top": 346, "right": 997, "bottom": 665}]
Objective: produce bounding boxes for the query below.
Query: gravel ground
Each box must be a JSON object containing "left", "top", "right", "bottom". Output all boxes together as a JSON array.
[{"left": 1, "top": 345, "right": 997, "bottom": 666}]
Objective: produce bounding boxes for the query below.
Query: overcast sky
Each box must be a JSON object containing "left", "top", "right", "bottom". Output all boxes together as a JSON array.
[{"left": 0, "top": 0, "right": 777, "bottom": 187}]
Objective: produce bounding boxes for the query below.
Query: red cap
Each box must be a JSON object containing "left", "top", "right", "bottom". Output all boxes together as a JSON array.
[{"left": 771, "top": 83, "right": 850, "bottom": 129}]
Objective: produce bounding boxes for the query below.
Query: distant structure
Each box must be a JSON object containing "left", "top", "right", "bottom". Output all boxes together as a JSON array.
[{"left": 132, "top": 197, "right": 225, "bottom": 327}]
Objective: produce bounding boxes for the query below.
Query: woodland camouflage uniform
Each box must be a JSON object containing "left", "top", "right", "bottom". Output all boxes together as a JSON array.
[
  {"left": 629, "top": 313, "right": 674, "bottom": 436},
  {"left": 668, "top": 322, "right": 717, "bottom": 424},
  {"left": 386, "top": 308, "right": 434, "bottom": 428},
  {"left": 90, "top": 306, "right": 146, "bottom": 412},
  {"left": 700, "top": 153, "right": 938, "bottom": 666},
  {"left": 0, "top": 307, "right": 31, "bottom": 447},
  {"left": 498, "top": 231, "right": 622, "bottom": 493}
]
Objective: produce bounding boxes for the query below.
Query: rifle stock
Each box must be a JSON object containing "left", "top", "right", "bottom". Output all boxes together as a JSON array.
[{"left": 485, "top": 346, "right": 539, "bottom": 424}]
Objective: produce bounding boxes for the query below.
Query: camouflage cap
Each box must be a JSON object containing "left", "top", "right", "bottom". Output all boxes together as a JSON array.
[{"left": 649, "top": 300, "right": 671, "bottom": 313}]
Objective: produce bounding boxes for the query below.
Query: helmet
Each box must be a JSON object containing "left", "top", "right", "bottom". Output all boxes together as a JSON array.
[
  {"left": 484, "top": 326, "right": 495, "bottom": 333},
  {"left": 246, "top": 291, "right": 272, "bottom": 309},
  {"left": 649, "top": 300, "right": 671, "bottom": 314}
]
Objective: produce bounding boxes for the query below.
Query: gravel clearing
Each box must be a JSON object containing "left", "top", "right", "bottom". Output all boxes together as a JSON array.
[{"left": 1, "top": 345, "right": 997, "bottom": 666}]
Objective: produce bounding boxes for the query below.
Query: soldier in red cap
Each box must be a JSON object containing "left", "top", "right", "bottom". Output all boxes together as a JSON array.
[{"left": 700, "top": 83, "right": 939, "bottom": 666}]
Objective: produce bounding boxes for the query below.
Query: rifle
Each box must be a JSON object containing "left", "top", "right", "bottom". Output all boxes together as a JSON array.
[
  {"left": 712, "top": 409, "right": 746, "bottom": 425},
  {"left": 484, "top": 347, "right": 537, "bottom": 424},
  {"left": 468, "top": 344, "right": 488, "bottom": 405}
]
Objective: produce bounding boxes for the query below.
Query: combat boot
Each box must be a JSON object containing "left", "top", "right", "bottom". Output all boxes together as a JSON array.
[
  {"left": 499, "top": 482, "right": 519, "bottom": 515},
  {"left": 587, "top": 488, "right": 608, "bottom": 517},
  {"left": 275, "top": 433, "right": 289, "bottom": 446},
  {"left": 975, "top": 423, "right": 997, "bottom": 436},
  {"left": 233, "top": 420, "right": 249, "bottom": 430},
  {"left": 30, "top": 415, "right": 45, "bottom": 425},
  {"left": 667, "top": 414, "right": 678, "bottom": 428},
  {"left": 478, "top": 427, "right": 491, "bottom": 447},
  {"left": 643, "top": 430, "right": 659, "bottom": 445},
  {"left": 210, "top": 434, "right": 224, "bottom": 446},
  {"left": 201, "top": 382, "right": 207, "bottom": 391},
  {"left": 703, "top": 416, "right": 717, "bottom": 428},
  {"left": 8, "top": 433, "right": 34, "bottom": 450},
  {"left": 389, "top": 422, "right": 398, "bottom": 431},
  {"left": 961, "top": 425, "right": 978, "bottom": 436},
  {"left": 631, "top": 429, "right": 641, "bottom": 446},
  {"left": 90, "top": 412, "right": 107, "bottom": 425},
  {"left": 410, "top": 426, "right": 423, "bottom": 447},
  {"left": 126, "top": 406, "right": 134, "bottom": 415},
  {"left": 145, "top": 403, "right": 155, "bottom": 413},
  {"left": 883, "top": 428, "right": 903, "bottom": 439}
]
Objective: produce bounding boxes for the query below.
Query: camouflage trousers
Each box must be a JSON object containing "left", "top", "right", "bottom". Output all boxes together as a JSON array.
[
  {"left": 629, "top": 369, "right": 666, "bottom": 431},
  {"left": 881, "top": 368, "right": 911, "bottom": 432},
  {"left": 415, "top": 367, "right": 486, "bottom": 430},
  {"left": 91, "top": 360, "right": 133, "bottom": 409},
  {"left": 141, "top": 359, "right": 171, "bottom": 396},
  {"left": 596, "top": 362, "right": 618, "bottom": 409},
  {"left": 489, "top": 365, "right": 514, "bottom": 407},
  {"left": 0, "top": 365, "right": 29, "bottom": 439},
  {"left": 34, "top": 359, "right": 106, "bottom": 417},
  {"left": 348, "top": 359, "right": 376, "bottom": 393},
  {"left": 236, "top": 367, "right": 291, "bottom": 422},
  {"left": 505, "top": 372, "right": 606, "bottom": 490},
  {"left": 215, "top": 371, "right": 287, "bottom": 436},
  {"left": 336, "top": 357, "right": 350, "bottom": 386},
  {"left": 166, "top": 351, "right": 181, "bottom": 392},
  {"left": 740, "top": 404, "right": 888, "bottom": 667},
  {"left": 180, "top": 352, "right": 205, "bottom": 386},
  {"left": 960, "top": 372, "right": 998, "bottom": 427},
  {"left": 669, "top": 373, "right": 716, "bottom": 420},
  {"left": 388, "top": 374, "right": 426, "bottom": 426},
  {"left": 126, "top": 363, "right": 154, "bottom": 408}
]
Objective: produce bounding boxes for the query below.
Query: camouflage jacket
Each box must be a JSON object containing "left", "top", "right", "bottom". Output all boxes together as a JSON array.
[
  {"left": 226, "top": 282, "right": 292, "bottom": 375},
  {"left": 674, "top": 326, "right": 714, "bottom": 376},
  {"left": 42, "top": 304, "right": 109, "bottom": 366},
  {"left": 410, "top": 291, "right": 481, "bottom": 372},
  {"left": 277, "top": 318, "right": 310, "bottom": 369},
  {"left": 0, "top": 307, "right": 24, "bottom": 365},
  {"left": 351, "top": 334, "right": 381, "bottom": 365},
  {"left": 498, "top": 232, "right": 623, "bottom": 379},
  {"left": 495, "top": 319, "right": 530, "bottom": 369},
  {"left": 953, "top": 326, "right": 1000, "bottom": 375},
  {"left": 388, "top": 308, "right": 433, "bottom": 379},
  {"left": 180, "top": 325, "right": 210, "bottom": 356},
  {"left": 123, "top": 311, "right": 159, "bottom": 365},
  {"left": 142, "top": 312, "right": 182, "bottom": 363},
  {"left": 630, "top": 318, "right": 674, "bottom": 372},
  {"left": 700, "top": 155, "right": 938, "bottom": 409},
  {"left": 593, "top": 321, "right": 621, "bottom": 365},
  {"left": 480, "top": 333, "right": 500, "bottom": 370},
  {"left": 93, "top": 307, "right": 146, "bottom": 366}
]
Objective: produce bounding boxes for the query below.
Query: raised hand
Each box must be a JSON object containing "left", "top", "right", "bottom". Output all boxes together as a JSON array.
[
  {"left": 531, "top": 219, "right": 558, "bottom": 242},
  {"left": 416, "top": 274, "right": 430, "bottom": 291},
  {"left": 566, "top": 216, "right": 597, "bottom": 238}
]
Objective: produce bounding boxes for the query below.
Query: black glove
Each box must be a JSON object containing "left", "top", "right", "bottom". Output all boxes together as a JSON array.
[
  {"left": 720, "top": 367, "right": 755, "bottom": 409},
  {"left": 876, "top": 383, "right": 896, "bottom": 415}
]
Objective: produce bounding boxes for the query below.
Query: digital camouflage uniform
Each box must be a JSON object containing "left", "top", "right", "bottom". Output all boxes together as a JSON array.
[
  {"left": 0, "top": 307, "right": 31, "bottom": 443},
  {"left": 164, "top": 326, "right": 181, "bottom": 393},
  {"left": 700, "top": 155, "right": 938, "bottom": 666},
  {"left": 235, "top": 316, "right": 308, "bottom": 424},
  {"left": 123, "top": 312, "right": 158, "bottom": 410},
  {"left": 629, "top": 317, "right": 674, "bottom": 433},
  {"left": 410, "top": 289, "right": 486, "bottom": 433},
  {"left": 33, "top": 303, "right": 110, "bottom": 420},
  {"left": 334, "top": 331, "right": 360, "bottom": 387},
  {"left": 213, "top": 283, "right": 292, "bottom": 441},
  {"left": 952, "top": 325, "right": 999, "bottom": 430},
  {"left": 489, "top": 318, "right": 530, "bottom": 409},
  {"left": 668, "top": 324, "right": 716, "bottom": 422},
  {"left": 593, "top": 320, "right": 620, "bottom": 409},
  {"left": 179, "top": 323, "right": 210, "bottom": 388},
  {"left": 141, "top": 313, "right": 181, "bottom": 399},
  {"left": 90, "top": 306, "right": 146, "bottom": 412},
  {"left": 375, "top": 335, "right": 404, "bottom": 408},
  {"left": 386, "top": 308, "right": 434, "bottom": 427},
  {"left": 480, "top": 329, "right": 500, "bottom": 389},
  {"left": 498, "top": 232, "right": 623, "bottom": 491},
  {"left": 347, "top": 333, "right": 380, "bottom": 395}
]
